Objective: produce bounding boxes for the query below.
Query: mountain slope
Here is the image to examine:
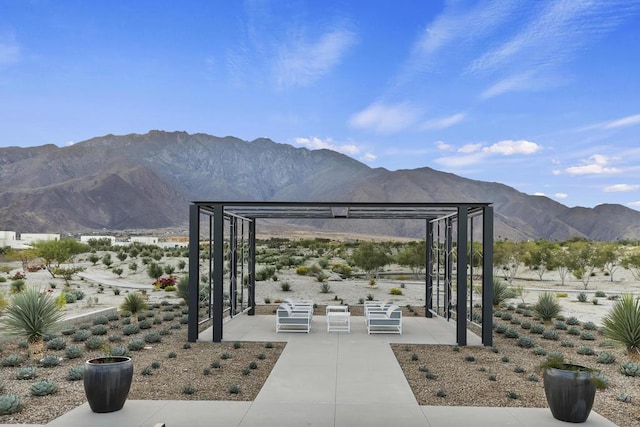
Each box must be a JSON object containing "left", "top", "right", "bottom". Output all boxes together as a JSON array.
[{"left": 1, "top": 130, "right": 639, "bottom": 240}]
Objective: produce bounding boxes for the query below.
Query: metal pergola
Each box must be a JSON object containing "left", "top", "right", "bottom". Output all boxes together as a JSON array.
[{"left": 187, "top": 201, "right": 494, "bottom": 346}]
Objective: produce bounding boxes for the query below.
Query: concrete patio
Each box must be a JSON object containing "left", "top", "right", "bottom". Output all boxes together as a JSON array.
[{"left": 36, "top": 314, "right": 617, "bottom": 427}]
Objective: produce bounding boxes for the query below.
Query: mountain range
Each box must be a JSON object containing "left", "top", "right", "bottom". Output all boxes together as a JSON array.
[{"left": 1, "top": 130, "right": 639, "bottom": 241}]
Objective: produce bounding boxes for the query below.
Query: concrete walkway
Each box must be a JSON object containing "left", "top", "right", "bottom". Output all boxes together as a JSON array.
[{"left": 42, "top": 315, "right": 617, "bottom": 427}]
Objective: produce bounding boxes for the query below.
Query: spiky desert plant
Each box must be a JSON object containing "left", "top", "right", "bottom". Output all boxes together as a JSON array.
[
  {"left": 0, "top": 394, "right": 23, "bottom": 415},
  {"left": 533, "top": 292, "right": 561, "bottom": 323},
  {"left": 31, "top": 379, "right": 58, "bottom": 396},
  {"left": 120, "top": 292, "right": 147, "bottom": 324},
  {"left": 3, "top": 287, "right": 64, "bottom": 357},
  {"left": 601, "top": 294, "right": 640, "bottom": 358}
]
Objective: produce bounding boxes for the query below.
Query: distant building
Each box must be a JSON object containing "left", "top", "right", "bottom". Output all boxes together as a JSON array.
[
  {"left": 130, "top": 236, "right": 159, "bottom": 245},
  {"left": 20, "top": 233, "right": 60, "bottom": 243},
  {"left": 0, "top": 231, "right": 17, "bottom": 241}
]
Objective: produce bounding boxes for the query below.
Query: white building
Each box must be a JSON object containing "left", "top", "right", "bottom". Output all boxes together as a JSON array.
[
  {"left": 130, "top": 236, "right": 159, "bottom": 245},
  {"left": 20, "top": 233, "right": 60, "bottom": 244}
]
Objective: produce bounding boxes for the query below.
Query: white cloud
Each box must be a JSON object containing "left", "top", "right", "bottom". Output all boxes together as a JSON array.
[
  {"left": 480, "top": 72, "right": 542, "bottom": 99},
  {"left": 604, "top": 184, "right": 640, "bottom": 192},
  {"left": 628, "top": 201, "right": 640, "bottom": 208},
  {"left": 533, "top": 192, "right": 545, "bottom": 196},
  {"left": 435, "top": 141, "right": 453, "bottom": 151},
  {"left": 349, "top": 102, "right": 422, "bottom": 133},
  {"left": 435, "top": 152, "right": 486, "bottom": 168},
  {"left": 554, "top": 193, "right": 568, "bottom": 199},
  {"left": 583, "top": 113, "right": 640, "bottom": 131},
  {"left": 565, "top": 154, "right": 622, "bottom": 175},
  {"left": 421, "top": 113, "right": 465, "bottom": 130},
  {"left": 458, "top": 143, "right": 482, "bottom": 154},
  {"left": 274, "top": 28, "right": 357, "bottom": 89},
  {"left": 482, "top": 140, "right": 541, "bottom": 155},
  {"left": 294, "top": 136, "right": 375, "bottom": 163},
  {"left": 552, "top": 169, "right": 561, "bottom": 176}
]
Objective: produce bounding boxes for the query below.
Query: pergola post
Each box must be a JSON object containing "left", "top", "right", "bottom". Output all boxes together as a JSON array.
[
  {"left": 482, "top": 206, "right": 494, "bottom": 346},
  {"left": 425, "top": 220, "right": 433, "bottom": 318},
  {"left": 212, "top": 204, "right": 224, "bottom": 342},
  {"left": 456, "top": 206, "right": 468, "bottom": 346},
  {"left": 230, "top": 217, "right": 237, "bottom": 316},
  {"left": 187, "top": 204, "right": 200, "bottom": 342},
  {"left": 248, "top": 219, "right": 256, "bottom": 315}
]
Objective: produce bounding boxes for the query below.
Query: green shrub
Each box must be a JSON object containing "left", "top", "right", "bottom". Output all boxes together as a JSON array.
[
  {"left": 620, "top": 361, "right": 640, "bottom": 377},
  {"left": 530, "top": 324, "right": 545, "bottom": 334},
  {"left": 141, "top": 366, "right": 153, "bottom": 376},
  {"left": 581, "top": 331, "right": 596, "bottom": 341},
  {"left": 583, "top": 321, "right": 597, "bottom": 331},
  {"left": 128, "top": 339, "right": 145, "bottom": 351},
  {"left": 40, "top": 354, "right": 61, "bottom": 367},
  {"left": 46, "top": 336, "right": 67, "bottom": 350},
  {"left": 109, "top": 334, "right": 122, "bottom": 342},
  {"left": 31, "top": 379, "right": 58, "bottom": 396},
  {"left": 85, "top": 336, "right": 103, "bottom": 350},
  {"left": 517, "top": 336, "right": 535, "bottom": 348},
  {"left": 280, "top": 282, "right": 292, "bottom": 292},
  {"left": 0, "top": 394, "right": 23, "bottom": 415},
  {"left": 597, "top": 352, "right": 616, "bottom": 364},
  {"left": 389, "top": 287, "right": 403, "bottom": 296},
  {"left": 122, "top": 324, "right": 140, "bottom": 336},
  {"left": 504, "top": 328, "right": 519, "bottom": 339},
  {"left": 2, "top": 354, "right": 23, "bottom": 367},
  {"left": 183, "top": 385, "right": 197, "bottom": 395},
  {"left": 595, "top": 290, "right": 606, "bottom": 298},
  {"left": 93, "top": 315, "right": 109, "bottom": 325},
  {"left": 533, "top": 292, "right": 561, "bottom": 322},
  {"left": 67, "top": 366, "right": 84, "bottom": 381},
  {"left": 568, "top": 326, "right": 581, "bottom": 336},
  {"left": 295, "top": 266, "right": 310, "bottom": 276},
  {"left": 65, "top": 345, "right": 83, "bottom": 359},
  {"left": 72, "top": 329, "right": 91, "bottom": 342},
  {"left": 577, "top": 346, "right": 595, "bottom": 355},
  {"left": 561, "top": 340, "right": 575, "bottom": 347},
  {"left": 577, "top": 292, "right": 588, "bottom": 303},
  {"left": 602, "top": 294, "right": 640, "bottom": 355},
  {"left": 16, "top": 366, "right": 37, "bottom": 380},
  {"left": 120, "top": 293, "right": 147, "bottom": 318},
  {"left": 542, "top": 329, "right": 559, "bottom": 341},
  {"left": 91, "top": 324, "right": 108, "bottom": 335},
  {"left": 228, "top": 384, "right": 240, "bottom": 394},
  {"left": 145, "top": 332, "right": 162, "bottom": 343},
  {"left": 4, "top": 287, "right": 64, "bottom": 346},
  {"left": 111, "top": 346, "right": 129, "bottom": 357},
  {"left": 139, "top": 319, "right": 152, "bottom": 329}
]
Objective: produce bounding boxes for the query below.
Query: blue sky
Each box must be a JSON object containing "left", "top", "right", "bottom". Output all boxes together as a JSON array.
[{"left": 1, "top": 0, "right": 640, "bottom": 210}]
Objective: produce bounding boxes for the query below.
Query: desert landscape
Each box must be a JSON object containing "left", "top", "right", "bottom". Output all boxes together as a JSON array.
[{"left": 0, "top": 242, "right": 639, "bottom": 425}]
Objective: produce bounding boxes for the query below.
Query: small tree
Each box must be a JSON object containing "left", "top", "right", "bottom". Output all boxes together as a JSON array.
[
  {"left": 396, "top": 241, "right": 426, "bottom": 278},
  {"left": 116, "top": 252, "right": 128, "bottom": 262},
  {"left": 102, "top": 253, "right": 113, "bottom": 268},
  {"left": 87, "top": 253, "right": 100, "bottom": 266},
  {"left": 112, "top": 267, "right": 124, "bottom": 277},
  {"left": 31, "top": 238, "right": 87, "bottom": 278},
  {"left": 352, "top": 242, "right": 390, "bottom": 278},
  {"left": 147, "top": 262, "right": 163, "bottom": 280},
  {"left": 621, "top": 249, "right": 640, "bottom": 281}
]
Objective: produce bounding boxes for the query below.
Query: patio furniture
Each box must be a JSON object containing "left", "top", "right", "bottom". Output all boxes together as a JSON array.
[
  {"left": 276, "top": 303, "right": 312, "bottom": 333},
  {"left": 367, "top": 304, "right": 402, "bottom": 334},
  {"left": 364, "top": 301, "right": 393, "bottom": 324},
  {"left": 283, "top": 298, "right": 314, "bottom": 319},
  {"left": 326, "top": 305, "right": 350, "bottom": 333}
]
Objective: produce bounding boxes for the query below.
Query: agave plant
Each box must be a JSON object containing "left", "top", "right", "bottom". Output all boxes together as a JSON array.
[
  {"left": 533, "top": 292, "right": 561, "bottom": 323},
  {"left": 3, "top": 287, "right": 63, "bottom": 356},
  {"left": 601, "top": 294, "right": 640, "bottom": 358},
  {"left": 119, "top": 292, "right": 147, "bottom": 323}
]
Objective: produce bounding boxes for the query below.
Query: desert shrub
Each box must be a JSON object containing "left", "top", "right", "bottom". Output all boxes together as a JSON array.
[
  {"left": 577, "top": 292, "right": 588, "bottom": 303},
  {"left": 494, "top": 324, "right": 507, "bottom": 334},
  {"left": 72, "top": 329, "right": 91, "bottom": 342},
  {"left": 139, "top": 319, "right": 152, "bottom": 330},
  {"left": 111, "top": 346, "right": 129, "bottom": 357},
  {"left": 581, "top": 331, "right": 596, "bottom": 341},
  {"left": 320, "top": 282, "right": 331, "bottom": 293},
  {"left": 620, "top": 362, "right": 640, "bottom": 377},
  {"left": 597, "top": 352, "right": 616, "bottom": 364},
  {"left": 561, "top": 340, "right": 575, "bottom": 347},
  {"left": 4, "top": 287, "right": 64, "bottom": 346},
  {"left": 520, "top": 321, "right": 532, "bottom": 330},
  {"left": 601, "top": 294, "right": 640, "bottom": 355},
  {"left": 533, "top": 292, "right": 561, "bottom": 322},
  {"left": 505, "top": 328, "right": 519, "bottom": 339},
  {"left": 583, "top": 321, "right": 597, "bottom": 331},
  {"left": 123, "top": 324, "right": 140, "bottom": 336},
  {"left": 517, "top": 336, "right": 535, "bottom": 348},
  {"left": 16, "top": 366, "right": 37, "bottom": 380},
  {"left": 280, "top": 282, "right": 292, "bottom": 292},
  {"left": 145, "top": 332, "right": 162, "bottom": 343},
  {"left": 389, "top": 287, "right": 403, "bottom": 296},
  {"left": 61, "top": 327, "right": 76, "bottom": 336},
  {"left": 500, "top": 312, "right": 513, "bottom": 321},
  {"left": 595, "top": 290, "right": 606, "bottom": 298},
  {"left": 120, "top": 293, "right": 147, "bottom": 318},
  {"left": 530, "top": 324, "right": 545, "bottom": 334},
  {"left": 0, "top": 394, "right": 23, "bottom": 415},
  {"left": 568, "top": 326, "right": 581, "bottom": 336},
  {"left": 10, "top": 279, "right": 26, "bottom": 294},
  {"left": 228, "top": 384, "right": 240, "bottom": 394},
  {"left": 46, "top": 337, "right": 67, "bottom": 350},
  {"left": 555, "top": 321, "right": 567, "bottom": 330},
  {"left": 93, "top": 315, "right": 109, "bottom": 325},
  {"left": 577, "top": 346, "right": 595, "bottom": 355},
  {"left": 542, "top": 329, "right": 559, "bottom": 341},
  {"left": 492, "top": 279, "right": 511, "bottom": 306},
  {"left": 85, "top": 336, "right": 103, "bottom": 350},
  {"left": 40, "top": 355, "right": 61, "bottom": 367},
  {"left": 67, "top": 366, "right": 84, "bottom": 381},
  {"left": 532, "top": 347, "right": 547, "bottom": 356},
  {"left": 128, "top": 339, "right": 145, "bottom": 351},
  {"left": 183, "top": 385, "right": 197, "bottom": 395},
  {"left": 65, "top": 345, "right": 83, "bottom": 359},
  {"left": 91, "top": 324, "right": 108, "bottom": 336},
  {"left": 295, "top": 266, "right": 310, "bottom": 276},
  {"left": 31, "top": 379, "right": 58, "bottom": 396}
]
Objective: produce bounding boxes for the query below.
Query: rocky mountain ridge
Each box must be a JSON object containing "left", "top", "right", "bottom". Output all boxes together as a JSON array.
[{"left": 1, "top": 130, "right": 639, "bottom": 241}]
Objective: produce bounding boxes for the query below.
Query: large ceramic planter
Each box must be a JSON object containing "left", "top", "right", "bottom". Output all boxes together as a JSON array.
[
  {"left": 543, "top": 364, "right": 596, "bottom": 423},
  {"left": 84, "top": 356, "right": 133, "bottom": 413}
]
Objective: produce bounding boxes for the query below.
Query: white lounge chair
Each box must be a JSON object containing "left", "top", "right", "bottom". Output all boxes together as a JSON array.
[
  {"left": 367, "top": 304, "right": 402, "bottom": 334},
  {"left": 276, "top": 303, "right": 312, "bottom": 333},
  {"left": 283, "top": 298, "right": 314, "bottom": 319},
  {"left": 364, "top": 301, "right": 393, "bottom": 324}
]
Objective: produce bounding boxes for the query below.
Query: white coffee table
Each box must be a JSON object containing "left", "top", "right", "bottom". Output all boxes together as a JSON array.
[{"left": 326, "top": 305, "right": 350, "bottom": 333}]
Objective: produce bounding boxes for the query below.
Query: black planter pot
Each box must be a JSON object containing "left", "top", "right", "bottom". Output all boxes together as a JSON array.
[
  {"left": 543, "top": 364, "right": 596, "bottom": 423},
  {"left": 84, "top": 356, "right": 133, "bottom": 413}
]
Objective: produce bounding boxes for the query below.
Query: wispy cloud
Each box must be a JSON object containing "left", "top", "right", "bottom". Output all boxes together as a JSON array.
[
  {"left": 434, "top": 139, "right": 541, "bottom": 168},
  {"left": 565, "top": 154, "right": 622, "bottom": 175},
  {"left": 554, "top": 193, "right": 568, "bottom": 199},
  {"left": 421, "top": 113, "right": 465, "bottom": 130},
  {"left": 294, "top": 136, "right": 376, "bottom": 163},
  {"left": 628, "top": 201, "right": 640, "bottom": 209},
  {"left": 274, "top": 28, "right": 357, "bottom": 89},
  {"left": 582, "top": 113, "right": 640, "bottom": 131},
  {"left": 604, "top": 184, "right": 640, "bottom": 192},
  {"left": 349, "top": 102, "right": 422, "bottom": 133}
]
